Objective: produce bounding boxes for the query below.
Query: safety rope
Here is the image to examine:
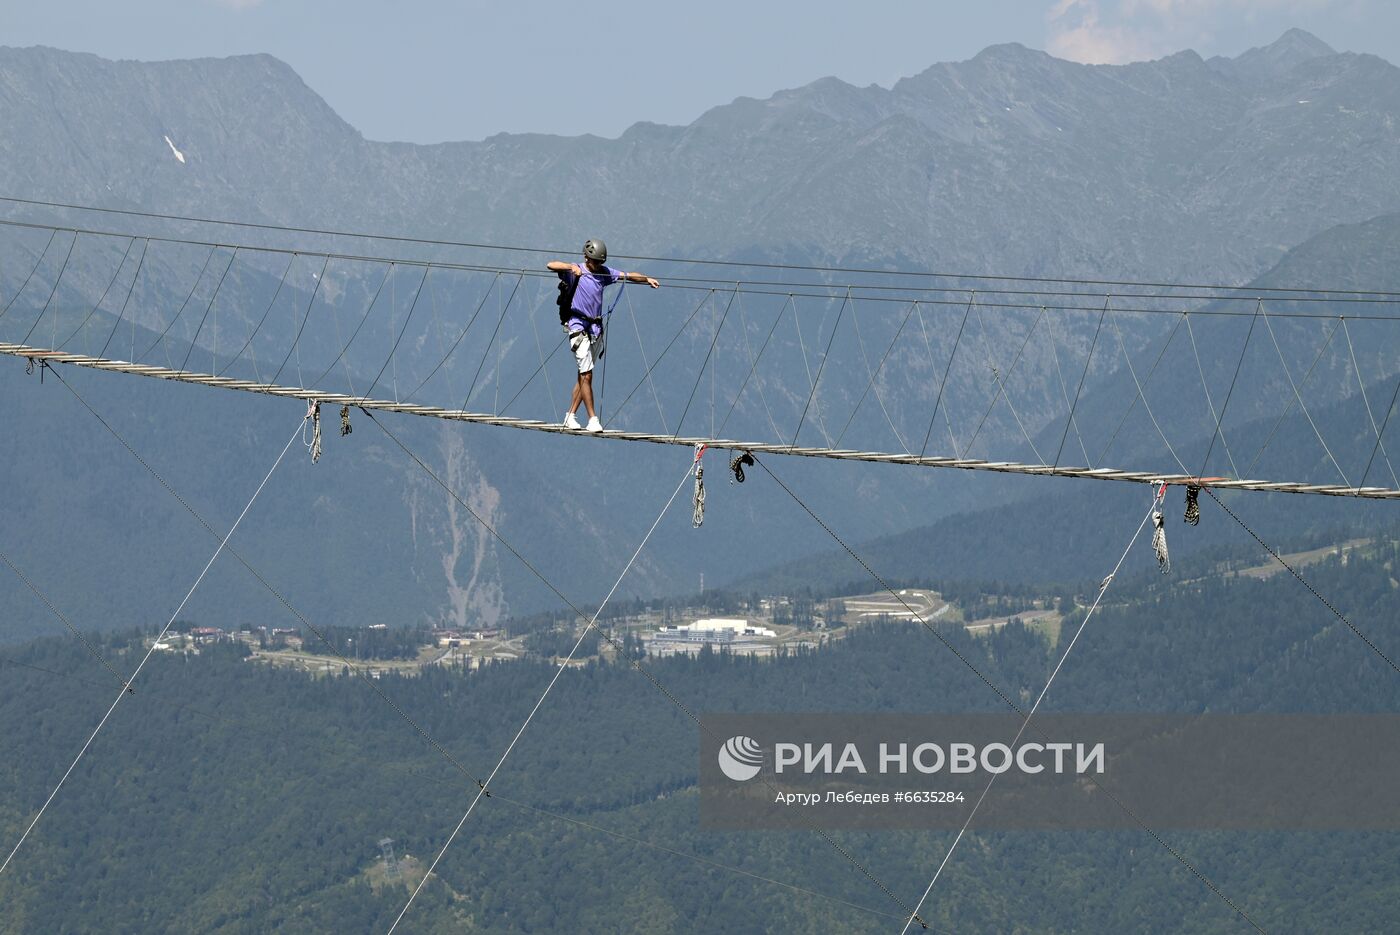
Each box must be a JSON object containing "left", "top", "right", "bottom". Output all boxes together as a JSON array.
[
  {"left": 901, "top": 487, "right": 1167, "bottom": 933},
  {"left": 1205, "top": 487, "right": 1400, "bottom": 675},
  {"left": 0, "top": 228, "right": 57, "bottom": 324},
  {"left": 365, "top": 411, "right": 927, "bottom": 926},
  {"left": 1199, "top": 299, "right": 1260, "bottom": 478},
  {"left": 919, "top": 293, "right": 975, "bottom": 458},
  {"left": 0, "top": 547, "right": 132, "bottom": 692},
  {"left": 0, "top": 416, "right": 302, "bottom": 879},
  {"left": 752, "top": 455, "right": 1265, "bottom": 934},
  {"left": 1152, "top": 509, "right": 1170, "bottom": 573},
  {"left": 97, "top": 237, "right": 148, "bottom": 360},
  {"left": 304, "top": 400, "right": 322, "bottom": 463},
  {"left": 692, "top": 445, "right": 707, "bottom": 527},
  {"left": 716, "top": 293, "right": 786, "bottom": 441},
  {"left": 49, "top": 237, "right": 134, "bottom": 351},
  {"left": 387, "top": 460, "right": 696, "bottom": 934},
  {"left": 789, "top": 287, "right": 849, "bottom": 448},
  {"left": 268, "top": 254, "right": 331, "bottom": 385},
  {"left": 1342, "top": 318, "right": 1400, "bottom": 491},
  {"left": 1053, "top": 295, "right": 1110, "bottom": 467},
  {"left": 12, "top": 194, "right": 1400, "bottom": 305},
  {"left": 178, "top": 246, "right": 240, "bottom": 374},
  {"left": 17, "top": 231, "right": 76, "bottom": 346},
  {"left": 134, "top": 244, "right": 217, "bottom": 364},
  {"left": 309, "top": 261, "right": 395, "bottom": 393}
]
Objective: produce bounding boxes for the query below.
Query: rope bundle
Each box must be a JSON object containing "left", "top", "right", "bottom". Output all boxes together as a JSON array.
[
  {"left": 692, "top": 462, "right": 705, "bottom": 527},
  {"left": 1151, "top": 510, "right": 1170, "bottom": 573},
  {"left": 340, "top": 404, "right": 353, "bottom": 436},
  {"left": 1184, "top": 484, "right": 1200, "bottom": 526},
  {"left": 730, "top": 450, "right": 754, "bottom": 483},
  {"left": 305, "top": 400, "right": 322, "bottom": 463},
  {"left": 692, "top": 444, "right": 706, "bottom": 527}
]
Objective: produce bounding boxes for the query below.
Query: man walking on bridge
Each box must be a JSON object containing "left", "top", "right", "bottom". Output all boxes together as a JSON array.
[{"left": 548, "top": 239, "right": 659, "bottom": 432}]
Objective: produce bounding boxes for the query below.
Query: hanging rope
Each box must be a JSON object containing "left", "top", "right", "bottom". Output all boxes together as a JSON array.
[
  {"left": 0, "top": 415, "right": 303, "bottom": 880},
  {"left": 1184, "top": 484, "right": 1201, "bottom": 526},
  {"left": 387, "top": 459, "right": 697, "bottom": 934},
  {"left": 304, "top": 400, "right": 322, "bottom": 463},
  {"left": 692, "top": 444, "right": 707, "bottom": 527},
  {"left": 900, "top": 489, "right": 1184, "bottom": 934},
  {"left": 730, "top": 450, "right": 754, "bottom": 484},
  {"left": 1147, "top": 482, "right": 1169, "bottom": 573},
  {"left": 1151, "top": 509, "right": 1170, "bottom": 573},
  {"left": 340, "top": 404, "right": 353, "bottom": 437}
]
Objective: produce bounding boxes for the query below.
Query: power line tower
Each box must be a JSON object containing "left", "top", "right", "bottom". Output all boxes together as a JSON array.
[{"left": 378, "top": 837, "right": 401, "bottom": 883}]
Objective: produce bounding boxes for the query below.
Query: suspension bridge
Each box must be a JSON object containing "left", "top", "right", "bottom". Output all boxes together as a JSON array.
[{"left": 2, "top": 197, "right": 1398, "bottom": 933}]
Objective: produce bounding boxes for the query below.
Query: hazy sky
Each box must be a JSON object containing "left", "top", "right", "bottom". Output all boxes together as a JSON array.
[{"left": 5, "top": 1, "right": 1400, "bottom": 143}]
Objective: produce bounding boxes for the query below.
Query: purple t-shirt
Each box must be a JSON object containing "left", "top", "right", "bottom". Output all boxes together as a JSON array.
[{"left": 567, "top": 263, "right": 622, "bottom": 336}]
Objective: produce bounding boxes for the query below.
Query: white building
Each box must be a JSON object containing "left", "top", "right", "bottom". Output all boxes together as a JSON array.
[{"left": 652, "top": 617, "right": 777, "bottom": 644}]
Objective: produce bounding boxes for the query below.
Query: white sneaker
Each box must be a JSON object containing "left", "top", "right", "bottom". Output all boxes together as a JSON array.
[
  {"left": 563, "top": 412, "right": 581, "bottom": 430},
  {"left": 585, "top": 416, "right": 603, "bottom": 433}
]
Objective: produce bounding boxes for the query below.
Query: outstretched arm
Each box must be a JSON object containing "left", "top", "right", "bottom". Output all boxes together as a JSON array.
[{"left": 620, "top": 271, "right": 660, "bottom": 288}]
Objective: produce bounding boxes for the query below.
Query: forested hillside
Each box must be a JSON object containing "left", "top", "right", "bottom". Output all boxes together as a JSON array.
[{"left": 1, "top": 535, "right": 1396, "bottom": 933}]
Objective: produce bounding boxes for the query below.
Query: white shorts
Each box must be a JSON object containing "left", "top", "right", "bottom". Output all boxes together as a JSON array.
[{"left": 569, "top": 331, "right": 595, "bottom": 374}]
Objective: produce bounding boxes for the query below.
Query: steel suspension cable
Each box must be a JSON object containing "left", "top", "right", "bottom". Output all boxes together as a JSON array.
[
  {"left": 900, "top": 494, "right": 1159, "bottom": 933},
  {"left": 461, "top": 270, "right": 522, "bottom": 410},
  {"left": 268, "top": 254, "right": 331, "bottom": 384},
  {"left": 0, "top": 414, "right": 301, "bottom": 878},
  {"left": 717, "top": 293, "right": 786, "bottom": 441},
  {"left": 386, "top": 460, "right": 694, "bottom": 933},
  {"left": 1183, "top": 314, "right": 1241, "bottom": 479},
  {"left": 1241, "top": 317, "right": 1338, "bottom": 480},
  {"left": 10, "top": 194, "right": 1400, "bottom": 301},
  {"left": 404, "top": 269, "right": 498, "bottom": 401},
  {"left": 97, "top": 238, "right": 149, "bottom": 360},
  {"left": 134, "top": 243, "right": 218, "bottom": 363},
  {"left": 603, "top": 289, "right": 712, "bottom": 429},
  {"left": 1053, "top": 297, "right": 1109, "bottom": 466},
  {"left": 1258, "top": 308, "right": 1351, "bottom": 487},
  {"left": 674, "top": 284, "right": 739, "bottom": 438},
  {"left": 216, "top": 251, "right": 297, "bottom": 379},
  {"left": 7, "top": 213, "right": 1400, "bottom": 319},
  {"left": 1199, "top": 300, "right": 1260, "bottom": 478},
  {"left": 1045, "top": 311, "right": 1093, "bottom": 467},
  {"left": 178, "top": 247, "right": 241, "bottom": 373},
  {"left": 365, "top": 410, "right": 928, "bottom": 925},
  {"left": 838, "top": 297, "right": 913, "bottom": 453},
  {"left": 56, "top": 236, "right": 136, "bottom": 350},
  {"left": 1097, "top": 311, "right": 1189, "bottom": 468},
  {"left": 1360, "top": 375, "right": 1400, "bottom": 492},
  {"left": 0, "top": 547, "right": 132, "bottom": 691},
  {"left": 919, "top": 293, "right": 974, "bottom": 459},
  {"left": 39, "top": 363, "right": 502, "bottom": 816},
  {"left": 18, "top": 231, "right": 77, "bottom": 346},
  {"left": 1341, "top": 319, "right": 1400, "bottom": 491},
  {"left": 309, "top": 261, "right": 395, "bottom": 392},
  {"left": 0, "top": 228, "right": 57, "bottom": 324},
  {"left": 789, "top": 287, "right": 849, "bottom": 448},
  {"left": 751, "top": 456, "right": 1269, "bottom": 933},
  {"left": 960, "top": 304, "right": 1045, "bottom": 460},
  {"left": 1095, "top": 332, "right": 1400, "bottom": 677},
  {"left": 626, "top": 287, "right": 668, "bottom": 432}
]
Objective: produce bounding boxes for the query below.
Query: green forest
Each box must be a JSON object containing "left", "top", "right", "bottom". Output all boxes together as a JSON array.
[{"left": 1, "top": 537, "right": 1398, "bottom": 933}]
